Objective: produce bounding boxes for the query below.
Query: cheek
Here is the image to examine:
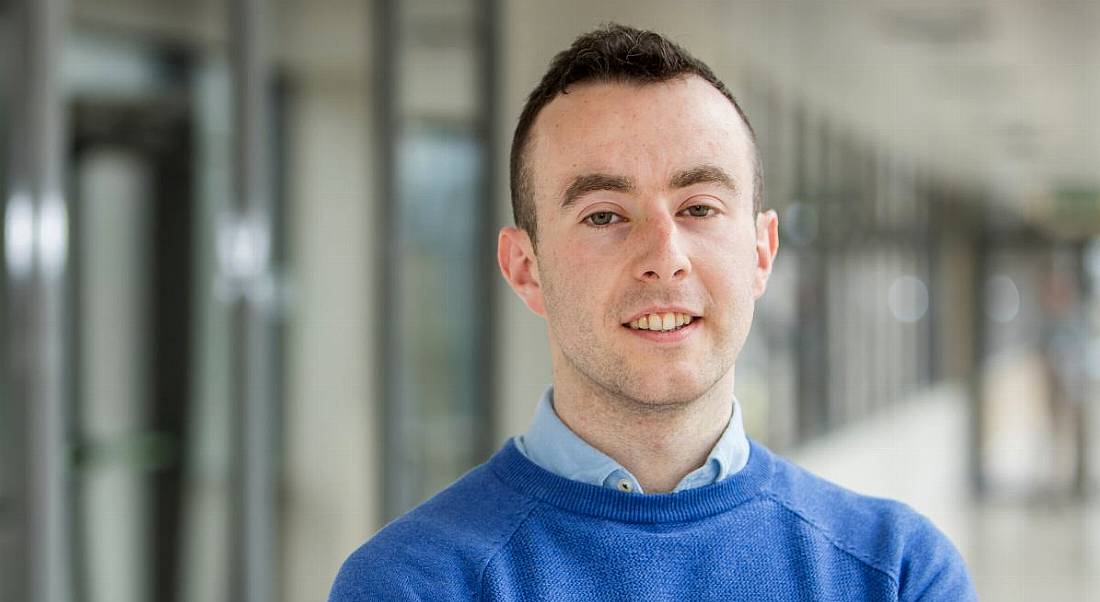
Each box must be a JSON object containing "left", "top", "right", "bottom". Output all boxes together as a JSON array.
[
  {"left": 698, "top": 241, "right": 755, "bottom": 288},
  {"left": 541, "top": 251, "right": 617, "bottom": 330},
  {"left": 695, "top": 254, "right": 755, "bottom": 324},
  {"left": 550, "top": 242, "right": 614, "bottom": 291},
  {"left": 540, "top": 255, "right": 592, "bottom": 314}
]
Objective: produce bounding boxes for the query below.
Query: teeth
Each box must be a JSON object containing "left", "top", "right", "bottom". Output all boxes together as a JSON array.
[{"left": 627, "top": 312, "right": 696, "bottom": 331}]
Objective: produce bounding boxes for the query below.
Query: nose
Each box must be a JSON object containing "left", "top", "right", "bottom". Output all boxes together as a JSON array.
[{"left": 632, "top": 214, "right": 691, "bottom": 283}]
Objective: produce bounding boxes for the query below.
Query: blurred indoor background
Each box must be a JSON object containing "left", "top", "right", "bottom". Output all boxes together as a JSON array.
[{"left": 1, "top": 0, "right": 1097, "bottom": 601}]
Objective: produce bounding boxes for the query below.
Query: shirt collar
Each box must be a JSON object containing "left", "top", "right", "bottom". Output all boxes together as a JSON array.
[{"left": 514, "top": 387, "right": 750, "bottom": 494}]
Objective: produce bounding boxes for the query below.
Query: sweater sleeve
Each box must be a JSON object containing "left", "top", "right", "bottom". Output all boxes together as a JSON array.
[
  {"left": 327, "top": 537, "right": 474, "bottom": 602},
  {"left": 897, "top": 516, "right": 978, "bottom": 602}
]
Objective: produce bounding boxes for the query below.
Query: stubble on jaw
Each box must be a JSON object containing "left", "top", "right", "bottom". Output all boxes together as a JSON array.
[{"left": 555, "top": 340, "right": 734, "bottom": 418}]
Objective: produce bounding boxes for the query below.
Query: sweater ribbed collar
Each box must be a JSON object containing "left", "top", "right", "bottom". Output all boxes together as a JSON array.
[{"left": 489, "top": 437, "right": 774, "bottom": 524}]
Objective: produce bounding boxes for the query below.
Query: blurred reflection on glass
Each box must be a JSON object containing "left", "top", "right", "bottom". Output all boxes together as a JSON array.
[
  {"left": 782, "top": 201, "right": 818, "bottom": 247},
  {"left": 396, "top": 128, "right": 482, "bottom": 498},
  {"left": 889, "top": 275, "right": 930, "bottom": 323},
  {"left": 986, "top": 274, "right": 1020, "bottom": 324},
  {"left": 384, "top": 0, "right": 494, "bottom": 519}
]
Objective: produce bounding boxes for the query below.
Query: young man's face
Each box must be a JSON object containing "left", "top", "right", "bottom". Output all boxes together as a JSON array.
[{"left": 499, "top": 76, "right": 779, "bottom": 408}]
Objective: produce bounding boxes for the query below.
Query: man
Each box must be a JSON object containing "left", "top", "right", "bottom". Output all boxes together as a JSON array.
[{"left": 330, "top": 24, "right": 976, "bottom": 600}]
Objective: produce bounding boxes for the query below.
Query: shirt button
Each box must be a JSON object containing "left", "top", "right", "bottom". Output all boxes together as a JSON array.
[{"left": 617, "top": 478, "right": 633, "bottom": 492}]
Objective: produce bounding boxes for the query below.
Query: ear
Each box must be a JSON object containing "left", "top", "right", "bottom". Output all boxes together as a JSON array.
[
  {"left": 498, "top": 226, "right": 546, "bottom": 317},
  {"left": 752, "top": 210, "right": 779, "bottom": 299}
]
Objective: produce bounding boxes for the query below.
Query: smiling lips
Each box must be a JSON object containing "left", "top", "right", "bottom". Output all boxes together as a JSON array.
[{"left": 626, "top": 312, "right": 695, "bottom": 332}]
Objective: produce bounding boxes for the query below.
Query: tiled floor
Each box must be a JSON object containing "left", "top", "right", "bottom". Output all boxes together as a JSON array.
[{"left": 788, "top": 383, "right": 1099, "bottom": 601}]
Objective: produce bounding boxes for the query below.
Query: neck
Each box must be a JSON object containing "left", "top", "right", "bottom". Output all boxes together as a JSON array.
[{"left": 551, "top": 366, "right": 735, "bottom": 494}]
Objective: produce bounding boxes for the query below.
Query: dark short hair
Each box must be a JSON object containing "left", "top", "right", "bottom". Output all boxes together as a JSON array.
[{"left": 509, "top": 23, "right": 763, "bottom": 247}]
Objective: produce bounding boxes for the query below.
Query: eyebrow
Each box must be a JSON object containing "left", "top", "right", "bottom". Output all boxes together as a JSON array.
[
  {"left": 559, "top": 163, "right": 738, "bottom": 210},
  {"left": 561, "top": 173, "right": 634, "bottom": 209},
  {"left": 669, "top": 164, "right": 738, "bottom": 192}
]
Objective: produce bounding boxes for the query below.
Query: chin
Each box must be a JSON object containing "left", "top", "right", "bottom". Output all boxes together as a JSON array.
[{"left": 618, "top": 374, "right": 710, "bottom": 408}]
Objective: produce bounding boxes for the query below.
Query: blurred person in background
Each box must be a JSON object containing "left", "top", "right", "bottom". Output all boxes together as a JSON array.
[
  {"left": 329, "top": 24, "right": 976, "bottom": 600},
  {"left": 1040, "top": 249, "right": 1090, "bottom": 498}
]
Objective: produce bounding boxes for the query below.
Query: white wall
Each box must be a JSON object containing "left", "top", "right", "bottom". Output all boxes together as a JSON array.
[
  {"left": 279, "top": 2, "right": 378, "bottom": 600},
  {"left": 282, "top": 74, "right": 378, "bottom": 602}
]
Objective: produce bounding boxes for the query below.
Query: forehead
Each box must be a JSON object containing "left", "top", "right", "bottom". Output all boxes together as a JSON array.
[{"left": 526, "top": 76, "right": 754, "bottom": 201}]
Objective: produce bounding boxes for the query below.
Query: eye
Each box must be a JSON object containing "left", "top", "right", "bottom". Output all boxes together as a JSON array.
[
  {"left": 683, "top": 204, "right": 715, "bottom": 218},
  {"left": 584, "top": 211, "right": 621, "bottom": 227}
]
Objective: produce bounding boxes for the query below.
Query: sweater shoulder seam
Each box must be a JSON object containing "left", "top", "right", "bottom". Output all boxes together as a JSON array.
[
  {"left": 473, "top": 472, "right": 542, "bottom": 601},
  {"left": 762, "top": 489, "right": 901, "bottom": 590}
]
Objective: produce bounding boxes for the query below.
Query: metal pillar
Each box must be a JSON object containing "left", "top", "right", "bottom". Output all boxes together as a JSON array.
[
  {"left": 968, "top": 230, "right": 989, "bottom": 498},
  {"left": 474, "top": 0, "right": 501, "bottom": 480},
  {"left": 4, "top": 0, "right": 72, "bottom": 600},
  {"left": 373, "top": 0, "right": 402, "bottom": 525},
  {"left": 228, "top": 0, "right": 276, "bottom": 600}
]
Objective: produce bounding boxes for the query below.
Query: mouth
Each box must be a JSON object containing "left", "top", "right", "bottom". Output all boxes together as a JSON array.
[
  {"left": 621, "top": 311, "right": 701, "bottom": 343},
  {"left": 623, "top": 311, "right": 698, "bottom": 332}
]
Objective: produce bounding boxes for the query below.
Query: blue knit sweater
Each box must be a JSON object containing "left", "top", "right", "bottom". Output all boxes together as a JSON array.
[{"left": 330, "top": 439, "right": 977, "bottom": 601}]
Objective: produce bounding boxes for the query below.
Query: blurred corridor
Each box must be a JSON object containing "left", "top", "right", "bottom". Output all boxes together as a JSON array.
[
  {"left": 793, "top": 383, "right": 1099, "bottom": 601},
  {"left": 1, "top": 1, "right": 1098, "bottom": 601}
]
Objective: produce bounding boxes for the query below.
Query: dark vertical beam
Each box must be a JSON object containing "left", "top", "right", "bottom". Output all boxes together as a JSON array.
[
  {"left": 1070, "top": 241, "right": 1089, "bottom": 499},
  {"left": 793, "top": 111, "right": 831, "bottom": 438},
  {"left": 815, "top": 118, "right": 832, "bottom": 432},
  {"left": 229, "top": 0, "right": 277, "bottom": 600},
  {"left": 372, "top": 0, "right": 402, "bottom": 523},
  {"left": 858, "top": 143, "right": 876, "bottom": 417},
  {"left": 148, "top": 102, "right": 194, "bottom": 601},
  {"left": 4, "top": 0, "right": 71, "bottom": 600},
  {"left": 792, "top": 103, "right": 816, "bottom": 440},
  {"left": 968, "top": 229, "right": 989, "bottom": 498},
  {"left": 923, "top": 182, "right": 941, "bottom": 386},
  {"left": 0, "top": 12, "right": 12, "bottom": 596},
  {"left": 474, "top": 0, "right": 500, "bottom": 459}
]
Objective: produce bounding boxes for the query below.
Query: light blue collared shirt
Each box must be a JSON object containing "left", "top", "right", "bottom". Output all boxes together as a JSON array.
[{"left": 514, "top": 387, "right": 751, "bottom": 494}]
